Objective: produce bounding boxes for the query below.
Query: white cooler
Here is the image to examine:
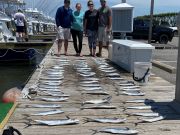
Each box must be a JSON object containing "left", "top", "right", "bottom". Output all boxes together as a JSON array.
[{"left": 110, "top": 39, "right": 155, "bottom": 73}]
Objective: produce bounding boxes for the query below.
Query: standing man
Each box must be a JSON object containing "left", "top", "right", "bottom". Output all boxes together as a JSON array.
[
  {"left": 97, "top": 0, "right": 112, "bottom": 57},
  {"left": 14, "top": 9, "right": 26, "bottom": 42},
  {"left": 55, "top": 0, "right": 73, "bottom": 56}
]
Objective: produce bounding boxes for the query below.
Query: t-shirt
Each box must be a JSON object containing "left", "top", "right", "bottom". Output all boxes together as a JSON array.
[
  {"left": 55, "top": 6, "right": 73, "bottom": 28},
  {"left": 14, "top": 12, "right": 25, "bottom": 26},
  {"left": 98, "top": 6, "right": 112, "bottom": 27},
  {"left": 71, "top": 11, "right": 84, "bottom": 31},
  {"left": 84, "top": 9, "right": 99, "bottom": 31}
]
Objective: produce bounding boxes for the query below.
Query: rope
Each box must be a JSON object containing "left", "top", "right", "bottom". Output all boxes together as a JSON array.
[{"left": 0, "top": 48, "right": 45, "bottom": 58}]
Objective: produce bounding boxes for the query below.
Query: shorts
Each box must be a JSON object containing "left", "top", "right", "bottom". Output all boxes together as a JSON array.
[
  {"left": 87, "top": 30, "right": 97, "bottom": 49},
  {"left": 98, "top": 26, "right": 111, "bottom": 43},
  {"left": 56, "top": 26, "right": 71, "bottom": 40},
  {"left": 16, "top": 26, "right": 25, "bottom": 33}
]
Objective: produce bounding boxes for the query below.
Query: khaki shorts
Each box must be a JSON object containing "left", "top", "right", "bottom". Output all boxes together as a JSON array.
[
  {"left": 98, "top": 27, "right": 111, "bottom": 43},
  {"left": 56, "top": 26, "right": 71, "bottom": 40}
]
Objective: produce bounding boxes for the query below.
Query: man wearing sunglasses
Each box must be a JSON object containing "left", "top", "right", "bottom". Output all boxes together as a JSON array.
[
  {"left": 97, "top": 0, "right": 112, "bottom": 57},
  {"left": 55, "top": 0, "right": 73, "bottom": 56}
]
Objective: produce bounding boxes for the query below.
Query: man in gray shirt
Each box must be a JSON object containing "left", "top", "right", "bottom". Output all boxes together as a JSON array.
[{"left": 97, "top": 0, "right": 112, "bottom": 57}]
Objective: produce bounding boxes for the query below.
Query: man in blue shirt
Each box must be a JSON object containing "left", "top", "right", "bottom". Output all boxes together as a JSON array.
[{"left": 55, "top": 0, "right": 73, "bottom": 56}]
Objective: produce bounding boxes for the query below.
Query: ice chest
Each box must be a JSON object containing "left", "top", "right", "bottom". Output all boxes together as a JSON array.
[{"left": 111, "top": 39, "right": 155, "bottom": 72}]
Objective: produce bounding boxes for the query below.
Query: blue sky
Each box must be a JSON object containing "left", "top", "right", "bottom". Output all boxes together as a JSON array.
[{"left": 25, "top": 0, "right": 180, "bottom": 17}]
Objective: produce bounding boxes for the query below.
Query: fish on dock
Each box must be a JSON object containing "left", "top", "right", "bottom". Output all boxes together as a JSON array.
[
  {"left": 81, "top": 105, "right": 117, "bottom": 110},
  {"left": 81, "top": 87, "right": 102, "bottom": 91},
  {"left": 80, "top": 80, "right": 99, "bottom": 84},
  {"left": 24, "top": 116, "right": 79, "bottom": 128},
  {"left": 124, "top": 105, "right": 158, "bottom": 110},
  {"left": 38, "top": 97, "right": 68, "bottom": 102},
  {"left": 82, "top": 78, "right": 99, "bottom": 81},
  {"left": 91, "top": 127, "right": 138, "bottom": 135},
  {"left": 80, "top": 84, "right": 101, "bottom": 87},
  {"left": 126, "top": 112, "right": 160, "bottom": 117},
  {"left": 124, "top": 99, "right": 154, "bottom": 104},
  {"left": 81, "top": 91, "right": 109, "bottom": 95},
  {"left": 38, "top": 88, "right": 61, "bottom": 92},
  {"left": 26, "top": 104, "right": 62, "bottom": 108},
  {"left": 82, "top": 96, "right": 112, "bottom": 105},
  {"left": 108, "top": 77, "right": 124, "bottom": 80},
  {"left": 30, "top": 109, "right": 64, "bottom": 116},
  {"left": 83, "top": 117, "right": 126, "bottom": 124},
  {"left": 137, "top": 115, "right": 166, "bottom": 123},
  {"left": 40, "top": 91, "right": 70, "bottom": 97},
  {"left": 122, "top": 91, "right": 145, "bottom": 96}
]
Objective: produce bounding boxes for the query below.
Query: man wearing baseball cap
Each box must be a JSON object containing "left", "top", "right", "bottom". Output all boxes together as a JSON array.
[
  {"left": 97, "top": 0, "right": 112, "bottom": 57},
  {"left": 55, "top": 0, "right": 73, "bottom": 56}
]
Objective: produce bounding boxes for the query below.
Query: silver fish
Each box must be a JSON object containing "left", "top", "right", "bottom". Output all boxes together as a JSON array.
[
  {"left": 38, "top": 88, "right": 61, "bottom": 92},
  {"left": 109, "top": 77, "right": 124, "bottom": 80},
  {"left": 41, "top": 91, "right": 70, "bottom": 97},
  {"left": 119, "top": 83, "right": 135, "bottom": 86},
  {"left": 106, "top": 73, "right": 120, "bottom": 77},
  {"left": 38, "top": 85, "right": 60, "bottom": 89},
  {"left": 122, "top": 88, "right": 141, "bottom": 91},
  {"left": 80, "top": 84, "right": 101, "bottom": 87},
  {"left": 84, "top": 117, "right": 126, "bottom": 124},
  {"left": 82, "top": 96, "right": 112, "bottom": 105},
  {"left": 99, "top": 67, "right": 114, "bottom": 70},
  {"left": 80, "top": 80, "right": 99, "bottom": 84},
  {"left": 81, "top": 91, "right": 109, "bottom": 95},
  {"left": 46, "top": 71, "right": 64, "bottom": 75},
  {"left": 101, "top": 69, "right": 117, "bottom": 73},
  {"left": 80, "top": 73, "right": 96, "bottom": 77},
  {"left": 125, "top": 105, "right": 158, "bottom": 110},
  {"left": 51, "top": 66, "right": 64, "bottom": 70},
  {"left": 121, "top": 86, "right": 140, "bottom": 89},
  {"left": 30, "top": 110, "right": 64, "bottom": 116},
  {"left": 124, "top": 99, "right": 154, "bottom": 104},
  {"left": 81, "top": 105, "right": 116, "bottom": 109},
  {"left": 39, "top": 82, "right": 62, "bottom": 86},
  {"left": 76, "top": 67, "right": 91, "bottom": 70},
  {"left": 122, "top": 91, "right": 145, "bottom": 96},
  {"left": 39, "top": 80, "right": 62, "bottom": 84},
  {"left": 138, "top": 115, "right": 165, "bottom": 123},
  {"left": 93, "top": 127, "right": 138, "bottom": 134},
  {"left": 27, "top": 104, "right": 61, "bottom": 108},
  {"left": 82, "top": 78, "right": 99, "bottom": 81},
  {"left": 58, "top": 59, "right": 70, "bottom": 62},
  {"left": 34, "top": 118, "right": 79, "bottom": 126},
  {"left": 39, "top": 76, "right": 64, "bottom": 80},
  {"left": 82, "top": 87, "right": 102, "bottom": 91},
  {"left": 38, "top": 97, "right": 68, "bottom": 102},
  {"left": 127, "top": 112, "right": 160, "bottom": 117}
]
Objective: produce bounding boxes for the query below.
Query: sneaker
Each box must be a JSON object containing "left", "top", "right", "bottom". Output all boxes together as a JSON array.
[{"left": 96, "top": 53, "right": 102, "bottom": 57}]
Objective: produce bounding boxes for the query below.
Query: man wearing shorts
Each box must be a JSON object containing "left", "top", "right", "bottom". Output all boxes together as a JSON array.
[
  {"left": 97, "top": 0, "right": 112, "bottom": 57},
  {"left": 14, "top": 9, "right": 26, "bottom": 42},
  {"left": 55, "top": 0, "right": 73, "bottom": 56}
]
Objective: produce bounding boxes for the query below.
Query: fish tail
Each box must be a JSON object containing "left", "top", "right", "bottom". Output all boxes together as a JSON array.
[
  {"left": 90, "top": 129, "right": 98, "bottom": 135},
  {"left": 82, "top": 117, "right": 92, "bottom": 124},
  {"left": 23, "top": 119, "right": 33, "bottom": 129}
]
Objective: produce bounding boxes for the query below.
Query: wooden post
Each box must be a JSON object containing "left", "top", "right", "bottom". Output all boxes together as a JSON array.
[
  {"left": 148, "top": 0, "right": 154, "bottom": 44},
  {"left": 175, "top": 13, "right": 180, "bottom": 102}
]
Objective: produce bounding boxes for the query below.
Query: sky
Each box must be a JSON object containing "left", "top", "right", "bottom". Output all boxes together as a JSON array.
[{"left": 24, "top": 0, "right": 180, "bottom": 17}]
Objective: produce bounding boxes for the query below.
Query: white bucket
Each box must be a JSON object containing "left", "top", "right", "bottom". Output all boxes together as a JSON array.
[{"left": 133, "top": 62, "right": 152, "bottom": 85}]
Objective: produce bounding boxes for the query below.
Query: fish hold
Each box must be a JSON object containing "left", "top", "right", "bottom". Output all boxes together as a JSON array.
[
  {"left": 92, "top": 127, "right": 138, "bottom": 135},
  {"left": 30, "top": 109, "right": 64, "bottom": 116},
  {"left": 83, "top": 117, "right": 126, "bottom": 124},
  {"left": 82, "top": 96, "right": 112, "bottom": 105}
]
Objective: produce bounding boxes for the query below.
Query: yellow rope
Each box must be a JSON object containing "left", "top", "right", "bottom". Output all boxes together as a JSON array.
[{"left": 0, "top": 102, "right": 18, "bottom": 130}]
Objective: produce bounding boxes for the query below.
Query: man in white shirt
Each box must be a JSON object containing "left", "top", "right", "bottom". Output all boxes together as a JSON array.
[{"left": 14, "top": 9, "right": 26, "bottom": 42}]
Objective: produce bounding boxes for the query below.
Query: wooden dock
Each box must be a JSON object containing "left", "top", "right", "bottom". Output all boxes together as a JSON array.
[{"left": 1, "top": 38, "right": 180, "bottom": 135}]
